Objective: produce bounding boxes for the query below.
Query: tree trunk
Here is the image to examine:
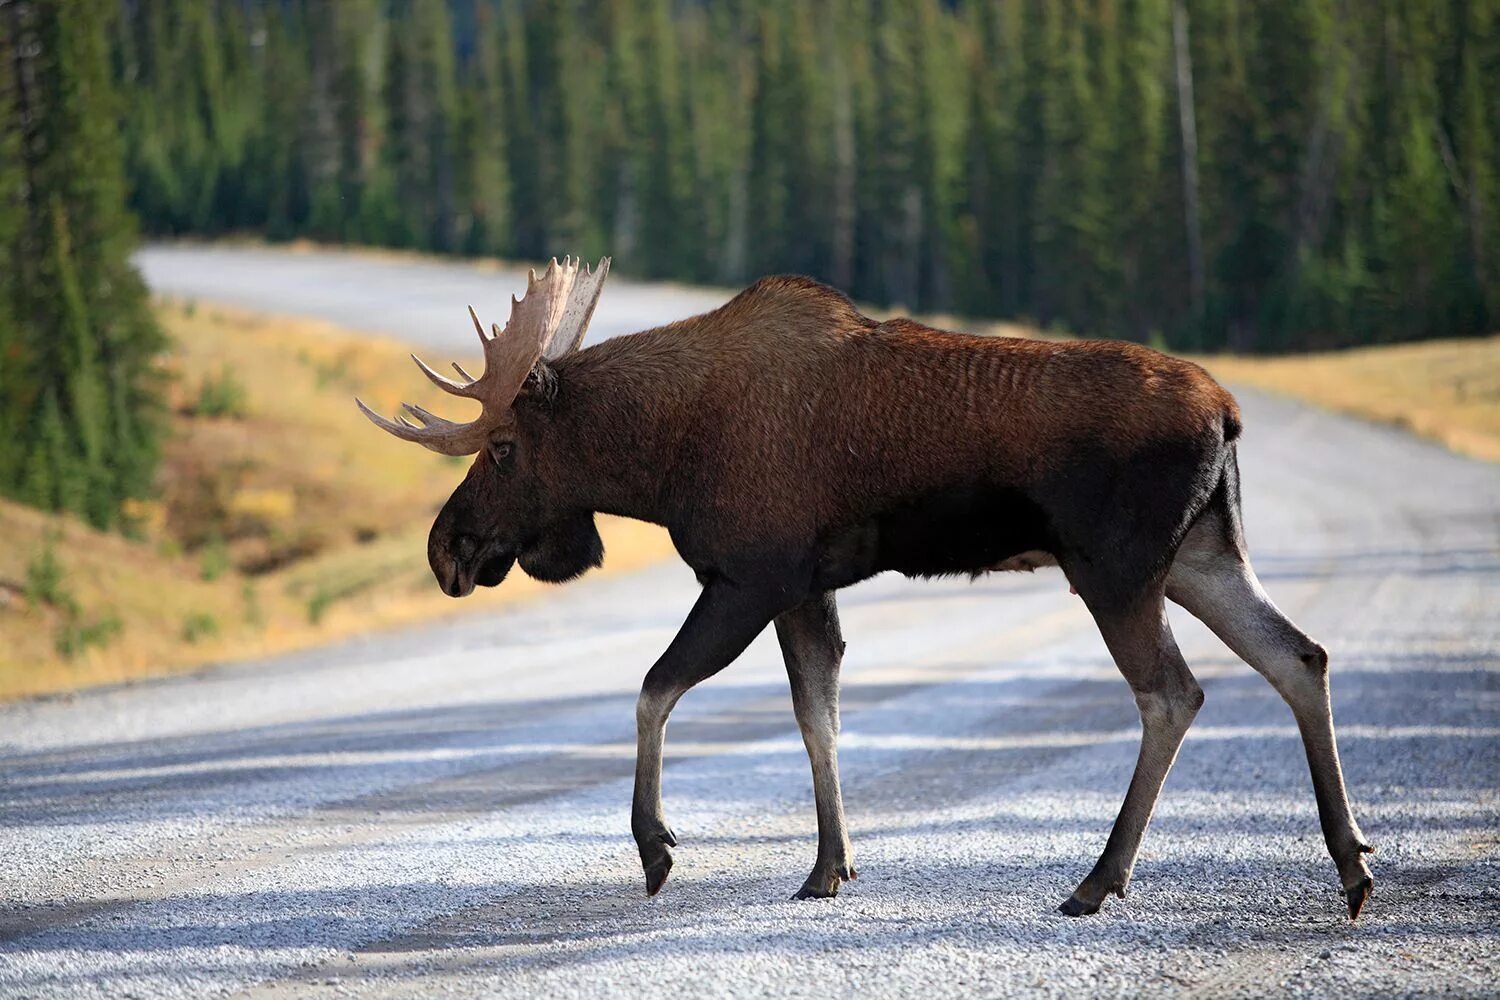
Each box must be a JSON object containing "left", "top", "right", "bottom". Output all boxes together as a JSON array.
[{"left": 1172, "top": 0, "right": 1205, "bottom": 325}]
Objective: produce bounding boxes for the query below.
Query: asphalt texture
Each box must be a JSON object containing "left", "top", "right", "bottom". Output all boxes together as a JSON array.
[{"left": 0, "top": 245, "right": 1496, "bottom": 998}]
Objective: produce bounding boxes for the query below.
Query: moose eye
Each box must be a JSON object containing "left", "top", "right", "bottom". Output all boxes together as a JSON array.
[{"left": 489, "top": 442, "right": 513, "bottom": 468}]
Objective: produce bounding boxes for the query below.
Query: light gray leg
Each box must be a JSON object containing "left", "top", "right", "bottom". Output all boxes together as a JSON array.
[
  {"left": 1167, "top": 515, "right": 1374, "bottom": 918},
  {"left": 1062, "top": 584, "right": 1204, "bottom": 916},
  {"left": 775, "top": 592, "right": 856, "bottom": 899}
]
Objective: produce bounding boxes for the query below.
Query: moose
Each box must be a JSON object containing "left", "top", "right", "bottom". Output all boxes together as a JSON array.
[{"left": 358, "top": 257, "right": 1374, "bottom": 918}]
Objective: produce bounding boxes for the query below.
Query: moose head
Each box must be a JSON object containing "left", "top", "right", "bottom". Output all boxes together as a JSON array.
[{"left": 357, "top": 257, "right": 611, "bottom": 598}]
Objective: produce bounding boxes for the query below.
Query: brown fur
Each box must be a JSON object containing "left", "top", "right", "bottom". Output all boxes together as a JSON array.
[{"left": 531, "top": 275, "right": 1239, "bottom": 580}]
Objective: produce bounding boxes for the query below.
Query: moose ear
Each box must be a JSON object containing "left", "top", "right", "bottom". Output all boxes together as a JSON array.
[{"left": 519, "top": 358, "right": 560, "bottom": 404}]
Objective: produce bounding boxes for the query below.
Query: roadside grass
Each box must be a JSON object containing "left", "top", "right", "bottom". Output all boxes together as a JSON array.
[
  {"left": 0, "top": 300, "right": 673, "bottom": 703},
  {"left": 1202, "top": 335, "right": 1500, "bottom": 463}
]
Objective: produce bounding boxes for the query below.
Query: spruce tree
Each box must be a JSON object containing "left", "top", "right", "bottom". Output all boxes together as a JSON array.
[
  {"left": 461, "top": 0, "right": 513, "bottom": 256},
  {"left": 0, "top": 0, "right": 166, "bottom": 528},
  {"left": 0, "top": 16, "right": 26, "bottom": 489}
]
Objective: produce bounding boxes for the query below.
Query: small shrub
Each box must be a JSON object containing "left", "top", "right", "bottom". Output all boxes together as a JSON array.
[
  {"left": 313, "top": 357, "right": 350, "bottom": 389},
  {"left": 25, "top": 533, "right": 72, "bottom": 611},
  {"left": 54, "top": 614, "right": 122, "bottom": 659},
  {"left": 182, "top": 612, "right": 220, "bottom": 644},
  {"left": 199, "top": 534, "right": 232, "bottom": 581},
  {"left": 24, "top": 533, "right": 126, "bottom": 659},
  {"left": 306, "top": 589, "right": 334, "bottom": 625},
  {"left": 192, "top": 365, "right": 249, "bottom": 419},
  {"left": 242, "top": 581, "right": 263, "bottom": 629}
]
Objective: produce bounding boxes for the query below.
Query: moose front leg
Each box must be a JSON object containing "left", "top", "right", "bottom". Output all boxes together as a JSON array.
[
  {"left": 632, "top": 580, "right": 787, "bottom": 896},
  {"left": 775, "top": 592, "right": 857, "bottom": 899}
]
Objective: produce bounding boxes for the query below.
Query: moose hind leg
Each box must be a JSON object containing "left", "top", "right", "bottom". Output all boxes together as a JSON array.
[
  {"left": 1166, "top": 522, "right": 1374, "bottom": 918},
  {"left": 775, "top": 593, "right": 857, "bottom": 899},
  {"left": 1061, "top": 584, "right": 1204, "bottom": 916}
]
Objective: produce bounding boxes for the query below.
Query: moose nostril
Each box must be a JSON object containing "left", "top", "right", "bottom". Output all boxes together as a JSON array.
[{"left": 454, "top": 535, "right": 478, "bottom": 561}]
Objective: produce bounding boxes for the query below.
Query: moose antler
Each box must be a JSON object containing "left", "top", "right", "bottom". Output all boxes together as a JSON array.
[{"left": 356, "top": 256, "right": 610, "bottom": 455}]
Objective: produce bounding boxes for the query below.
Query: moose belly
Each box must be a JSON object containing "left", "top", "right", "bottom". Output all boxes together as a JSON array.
[{"left": 814, "top": 484, "right": 1058, "bottom": 588}]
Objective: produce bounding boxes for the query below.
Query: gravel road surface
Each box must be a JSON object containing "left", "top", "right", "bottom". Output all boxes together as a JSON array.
[
  {"left": 134, "top": 244, "right": 733, "bottom": 350},
  {"left": 1, "top": 245, "right": 1496, "bottom": 997}
]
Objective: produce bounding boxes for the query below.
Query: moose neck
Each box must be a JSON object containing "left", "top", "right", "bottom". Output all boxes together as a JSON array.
[{"left": 537, "top": 337, "right": 695, "bottom": 527}]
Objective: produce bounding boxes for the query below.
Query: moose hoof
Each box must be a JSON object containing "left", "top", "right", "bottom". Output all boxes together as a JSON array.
[
  {"left": 641, "top": 845, "right": 674, "bottom": 897},
  {"left": 1059, "top": 877, "right": 1126, "bottom": 917},
  {"left": 1345, "top": 878, "right": 1372, "bottom": 920},
  {"left": 1058, "top": 893, "right": 1100, "bottom": 917},
  {"left": 635, "top": 821, "right": 677, "bottom": 897},
  {"left": 794, "top": 862, "right": 857, "bottom": 901},
  {"left": 1337, "top": 849, "right": 1374, "bottom": 920},
  {"left": 1344, "top": 869, "right": 1374, "bottom": 920}
]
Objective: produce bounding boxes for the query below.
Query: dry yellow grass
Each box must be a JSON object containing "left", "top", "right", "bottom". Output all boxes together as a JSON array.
[
  {"left": 0, "top": 300, "right": 673, "bottom": 702},
  {"left": 1203, "top": 336, "right": 1500, "bottom": 462}
]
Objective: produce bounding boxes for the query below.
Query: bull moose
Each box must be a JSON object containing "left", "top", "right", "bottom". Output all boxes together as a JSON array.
[{"left": 358, "top": 257, "right": 1373, "bottom": 918}]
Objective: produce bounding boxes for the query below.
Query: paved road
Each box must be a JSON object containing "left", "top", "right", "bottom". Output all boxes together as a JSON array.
[{"left": 2, "top": 246, "right": 1497, "bottom": 998}]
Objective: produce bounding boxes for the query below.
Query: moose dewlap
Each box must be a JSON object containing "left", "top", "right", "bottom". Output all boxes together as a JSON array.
[{"left": 358, "top": 258, "right": 1374, "bottom": 919}]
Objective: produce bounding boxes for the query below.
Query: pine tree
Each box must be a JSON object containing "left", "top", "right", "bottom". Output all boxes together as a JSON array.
[
  {"left": 0, "top": 0, "right": 166, "bottom": 528},
  {"left": 306, "top": 1, "right": 380, "bottom": 242},
  {"left": 460, "top": 0, "right": 513, "bottom": 256},
  {"left": 746, "top": 6, "right": 792, "bottom": 279},
  {"left": 868, "top": 0, "right": 924, "bottom": 307},
  {"left": 1032, "top": 0, "right": 1111, "bottom": 329},
  {"left": 1448, "top": 0, "right": 1497, "bottom": 329},
  {"left": 0, "top": 17, "right": 26, "bottom": 489}
]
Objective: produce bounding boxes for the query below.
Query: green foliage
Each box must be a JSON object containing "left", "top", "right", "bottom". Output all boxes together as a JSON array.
[
  {"left": 199, "top": 533, "right": 232, "bottom": 582},
  {"left": 55, "top": 613, "right": 123, "bottom": 660},
  {"left": 0, "top": 0, "right": 167, "bottom": 528},
  {"left": 23, "top": 532, "right": 123, "bottom": 658},
  {"left": 242, "top": 580, "right": 263, "bottom": 629},
  {"left": 181, "top": 612, "right": 220, "bottom": 644},
  {"left": 191, "top": 366, "right": 249, "bottom": 419},
  {"left": 107, "top": 0, "right": 1498, "bottom": 352},
  {"left": 25, "top": 533, "right": 70, "bottom": 610},
  {"left": 305, "top": 589, "right": 335, "bottom": 626}
]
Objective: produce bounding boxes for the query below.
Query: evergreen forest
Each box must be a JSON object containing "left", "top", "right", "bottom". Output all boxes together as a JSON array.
[{"left": 113, "top": 0, "right": 1500, "bottom": 351}]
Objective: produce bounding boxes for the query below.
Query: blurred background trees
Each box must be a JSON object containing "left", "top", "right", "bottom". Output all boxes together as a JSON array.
[
  {"left": 0, "top": 0, "right": 165, "bottom": 529},
  {"left": 107, "top": 0, "right": 1499, "bottom": 352}
]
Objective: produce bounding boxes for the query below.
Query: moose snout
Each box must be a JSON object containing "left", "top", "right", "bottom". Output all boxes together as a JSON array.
[
  {"left": 429, "top": 534, "right": 515, "bottom": 598},
  {"left": 430, "top": 533, "right": 479, "bottom": 598},
  {"left": 430, "top": 550, "right": 472, "bottom": 598},
  {"left": 436, "top": 561, "right": 470, "bottom": 598}
]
